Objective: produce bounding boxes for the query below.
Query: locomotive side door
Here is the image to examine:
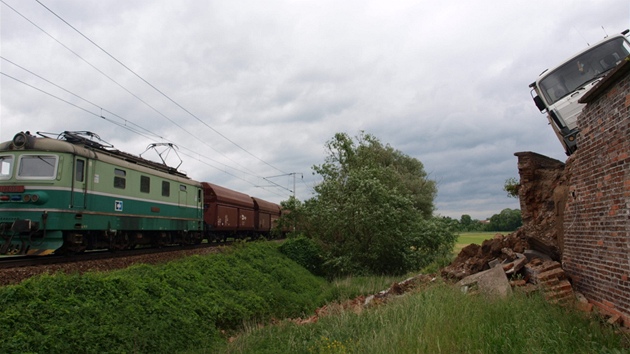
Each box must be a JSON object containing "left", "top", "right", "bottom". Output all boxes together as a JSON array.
[
  {"left": 178, "top": 184, "right": 188, "bottom": 209},
  {"left": 71, "top": 157, "right": 87, "bottom": 209}
]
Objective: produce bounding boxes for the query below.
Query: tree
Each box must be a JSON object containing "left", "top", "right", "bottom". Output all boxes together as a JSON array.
[
  {"left": 296, "top": 132, "right": 453, "bottom": 276},
  {"left": 484, "top": 208, "right": 522, "bottom": 231},
  {"left": 458, "top": 214, "right": 485, "bottom": 232},
  {"left": 504, "top": 177, "right": 520, "bottom": 199},
  {"left": 460, "top": 214, "right": 472, "bottom": 227},
  {"left": 273, "top": 196, "right": 305, "bottom": 237},
  {"left": 439, "top": 216, "right": 460, "bottom": 231}
]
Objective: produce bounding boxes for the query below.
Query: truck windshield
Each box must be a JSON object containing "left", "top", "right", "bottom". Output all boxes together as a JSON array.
[
  {"left": 539, "top": 37, "right": 630, "bottom": 105},
  {"left": 18, "top": 155, "right": 58, "bottom": 179},
  {"left": 0, "top": 155, "right": 12, "bottom": 179}
]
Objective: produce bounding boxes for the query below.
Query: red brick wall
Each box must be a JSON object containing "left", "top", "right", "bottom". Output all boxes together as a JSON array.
[{"left": 562, "top": 63, "right": 630, "bottom": 322}]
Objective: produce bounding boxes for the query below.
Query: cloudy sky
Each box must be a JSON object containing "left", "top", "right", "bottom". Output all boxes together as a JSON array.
[{"left": 1, "top": 0, "right": 628, "bottom": 220}]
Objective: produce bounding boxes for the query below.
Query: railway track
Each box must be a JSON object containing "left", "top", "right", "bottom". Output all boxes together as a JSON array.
[{"left": 0, "top": 242, "right": 230, "bottom": 270}]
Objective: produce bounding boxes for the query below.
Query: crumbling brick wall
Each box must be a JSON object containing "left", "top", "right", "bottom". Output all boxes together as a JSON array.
[
  {"left": 443, "top": 62, "right": 630, "bottom": 324},
  {"left": 514, "top": 151, "right": 566, "bottom": 260},
  {"left": 562, "top": 60, "right": 630, "bottom": 323},
  {"left": 442, "top": 152, "right": 566, "bottom": 280}
]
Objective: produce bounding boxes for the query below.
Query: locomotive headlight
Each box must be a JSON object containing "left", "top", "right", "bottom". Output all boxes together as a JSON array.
[
  {"left": 21, "top": 194, "right": 43, "bottom": 203},
  {"left": 26, "top": 192, "right": 47, "bottom": 204},
  {"left": 12, "top": 132, "right": 34, "bottom": 149},
  {"left": 13, "top": 132, "right": 27, "bottom": 147}
]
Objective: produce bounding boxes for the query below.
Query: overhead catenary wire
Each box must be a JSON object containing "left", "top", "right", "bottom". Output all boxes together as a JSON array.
[
  {"left": 1, "top": 70, "right": 288, "bottom": 196},
  {"left": 0, "top": 72, "right": 157, "bottom": 140},
  {"left": 178, "top": 150, "right": 288, "bottom": 199},
  {"left": 0, "top": 0, "right": 300, "bottom": 199},
  {"left": 3, "top": 69, "right": 303, "bottom": 201},
  {"left": 34, "top": 0, "right": 288, "bottom": 176},
  {"left": 1, "top": 56, "right": 163, "bottom": 142},
  {"left": 0, "top": 65, "right": 269, "bottom": 190},
  {"left": 0, "top": 0, "right": 267, "bottom": 179}
]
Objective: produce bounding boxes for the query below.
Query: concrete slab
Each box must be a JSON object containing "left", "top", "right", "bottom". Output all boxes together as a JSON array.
[{"left": 457, "top": 265, "right": 512, "bottom": 298}]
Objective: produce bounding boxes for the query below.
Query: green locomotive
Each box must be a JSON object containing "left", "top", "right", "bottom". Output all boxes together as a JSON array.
[{"left": 0, "top": 131, "right": 203, "bottom": 255}]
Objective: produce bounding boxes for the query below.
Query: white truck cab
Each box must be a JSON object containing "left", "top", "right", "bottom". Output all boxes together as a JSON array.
[{"left": 529, "top": 30, "right": 630, "bottom": 155}]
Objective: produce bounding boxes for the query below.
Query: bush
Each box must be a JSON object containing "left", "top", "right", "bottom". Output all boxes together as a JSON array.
[
  {"left": 484, "top": 208, "right": 522, "bottom": 231},
  {"left": 0, "top": 242, "right": 329, "bottom": 353},
  {"left": 296, "top": 132, "right": 450, "bottom": 277},
  {"left": 278, "top": 235, "right": 324, "bottom": 275}
]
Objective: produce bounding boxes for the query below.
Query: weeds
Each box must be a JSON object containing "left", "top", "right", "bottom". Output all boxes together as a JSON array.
[
  {"left": 1, "top": 242, "right": 627, "bottom": 354},
  {"left": 218, "top": 284, "right": 629, "bottom": 354}
]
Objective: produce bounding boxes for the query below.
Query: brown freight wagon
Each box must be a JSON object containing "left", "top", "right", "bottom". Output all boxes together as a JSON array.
[
  {"left": 201, "top": 182, "right": 255, "bottom": 241},
  {"left": 252, "top": 197, "right": 281, "bottom": 237}
]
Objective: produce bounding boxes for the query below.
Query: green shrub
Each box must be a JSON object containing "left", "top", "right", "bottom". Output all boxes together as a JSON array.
[
  {"left": 278, "top": 235, "right": 324, "bottom": 275},
  {"left": 299, "top": 132, "right": 457, "bottom": 277},
  {"left": 0, "top": 242, "right": 329, "bottom": 353}
]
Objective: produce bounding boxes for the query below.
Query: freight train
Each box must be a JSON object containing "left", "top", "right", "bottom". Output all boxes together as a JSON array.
[{"left": 0, "top": 131, "right": 281, "bottom": 255}]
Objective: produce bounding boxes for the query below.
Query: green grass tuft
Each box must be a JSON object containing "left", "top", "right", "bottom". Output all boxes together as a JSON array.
[{"left": 215, "top": 283, "right": 628, "bottom": 354}]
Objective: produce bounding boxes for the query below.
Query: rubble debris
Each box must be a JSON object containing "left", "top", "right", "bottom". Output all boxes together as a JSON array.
[
  {"left": 440, "top": 151, "right": 579, "bottom": 306},
  {"left": 523, "top": 249, "right": 552, "bottom": 262},
  {"left": 445, "top": 250, "right": 576, "bottom": 303},
  {"left": 290, "top": 274, "right": 436, "bottom": 325},
  {"left": 577, "top": 302, "right": 594, "bottom": 313},
  {"left": 365, "top": 274, "right": 436, "bottom": 306},
  {"left": 608, "top": 314, "right": 622, "bottom": 325},
  {"left": 503, "top": 252, "right": 528, "bottom": 275},
  {"left": 574, "top": 291, "right": 589, "bottom": 304},
  {"left": 441, "top": 233, "right": 528, "bottom": 280},
  {"left": 454, "top": 255, "right": 576, "bottom": 305},
  {"left": 441, "top": 153, "right": 565, "bottom": 280},
  {"left": 457, "top": 265, "right": 512, "bottom": 298}
]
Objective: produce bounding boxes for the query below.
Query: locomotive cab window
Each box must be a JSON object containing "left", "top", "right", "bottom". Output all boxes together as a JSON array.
[
  {"left": 140, "top": 175, "right": 150, "bottom": 193},
  {"left": 180, "top": 185, "right": 187, "bottom": 191},
  {"left": 162, "top": 181, "right": 170, "bottom": 197},
  {"left": 0, "top": 155, "right": 13, "bottom": 179},
  {"left": 114, "top": 168, "right": 126, "bottom": 189},
  {"left": 17, "top": 155, "right": 58, "bottom": 180}
]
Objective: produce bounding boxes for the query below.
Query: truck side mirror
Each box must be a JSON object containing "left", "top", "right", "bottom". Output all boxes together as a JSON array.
[{"left": 533, "top": 96, "right": 546, "bottom": 112}]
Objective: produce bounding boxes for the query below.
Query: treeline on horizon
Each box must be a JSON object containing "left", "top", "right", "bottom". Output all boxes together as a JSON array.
[{"left": 440, "top": 208, "right": 522, "bottom": 233}]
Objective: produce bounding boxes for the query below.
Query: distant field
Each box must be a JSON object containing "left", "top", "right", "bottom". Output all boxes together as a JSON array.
[{"left": 453, "top": 232, "right": 501, "bottom": 255}]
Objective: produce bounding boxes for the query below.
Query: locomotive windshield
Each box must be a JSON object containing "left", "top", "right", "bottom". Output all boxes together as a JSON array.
[
  {"left": 539, "top": 37, "right": 630, "bottom": 105},
  {"left": 17, "top": 155, "right": 58, "bottom": 179},
  {"left": 0, "top": 155, "right": 12, "bottom": 179}
]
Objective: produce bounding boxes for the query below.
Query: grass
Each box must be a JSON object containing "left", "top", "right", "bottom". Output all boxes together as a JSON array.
[
  {"left": 211, "top": 283, "right": 629, "bottom": 354},
  {"left": 2, "top": 239, "right": 627, "bottom": 353},
  {"left": 0, "top": 242, "right": 335, "bottom": 353},
  {"left": 453, "top": 231, "right": 500, "bottom": 255},
  {"left": 0, "top": 242, "right": 406, "bottom": 354}
]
